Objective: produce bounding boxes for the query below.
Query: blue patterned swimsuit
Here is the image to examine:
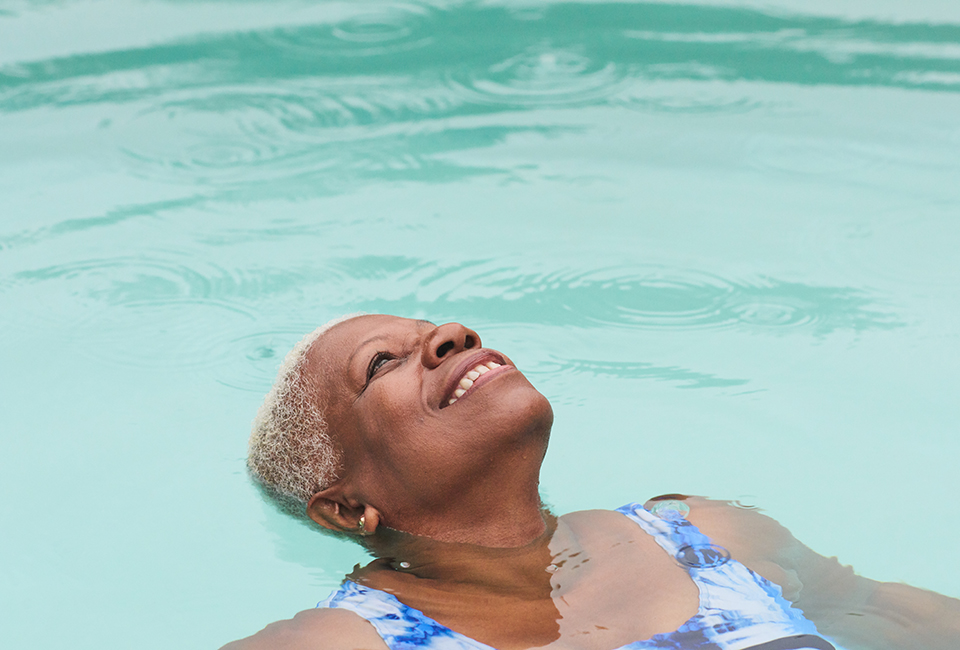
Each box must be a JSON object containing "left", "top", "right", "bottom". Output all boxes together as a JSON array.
[{"left": 317, "top": 502, "right": 845, "bottom": 650}]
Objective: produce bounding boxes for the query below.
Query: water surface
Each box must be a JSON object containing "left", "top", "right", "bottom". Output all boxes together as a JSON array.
[{"left": 1, "top": 1, "right": 959, "bottom": 648}]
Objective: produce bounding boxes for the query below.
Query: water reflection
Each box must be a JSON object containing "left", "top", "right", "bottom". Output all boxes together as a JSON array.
[
  {"left": 218, "top": 328, "right": 331, "bottom": 392},
  {"left": 0, "top": 196, "right": 203, "bottom": 250},
  {"left": 747, "top": 135, "right": 889, "bottom": 175},
  {"left": 446, "top": 46, "right": 631, "bottom": 108},
  {"left": 2, "top": 2, "right": 958, "bottom": 187},
  {"left": 4, "top": 2, "right": 959, "bottom": 107},
  {"left": 13, "top": 255, "right": 903, "bottom": 335},
  {"left": 14, "top": 254, "right": 264, "bottom": 306},
  {"left": 7, "top": 255, "right": 903, "bottom": 372},
  {"left": 255, "top": 3, "right": 437, "bottom": 58},
  {"left": 120, "top": 102, "right": 555, "bottom": 186},
  {"left": 345, "top": 262, "right": 903, "bottom": 335},
  {"left": 535, "top": 357, "right": 749, "bottom": 389}
]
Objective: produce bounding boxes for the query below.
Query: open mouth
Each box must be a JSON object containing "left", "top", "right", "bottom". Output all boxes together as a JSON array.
[{"left": 440, "top": 352, "right": 512, "bottom": 408}]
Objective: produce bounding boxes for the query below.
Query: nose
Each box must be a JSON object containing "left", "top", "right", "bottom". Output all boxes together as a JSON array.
[{"left": 421, "top": 322, "right": 481, "bottom": 369}]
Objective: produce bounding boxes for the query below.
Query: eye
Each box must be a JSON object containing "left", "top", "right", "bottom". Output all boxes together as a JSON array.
[{"left": 366, "top": 351, "right": 395, "bottom": 381}]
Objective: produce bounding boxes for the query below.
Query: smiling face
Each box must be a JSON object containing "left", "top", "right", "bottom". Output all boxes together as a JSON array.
[{"left": 304, "top": 314, "right": 553, "bottom": 535}]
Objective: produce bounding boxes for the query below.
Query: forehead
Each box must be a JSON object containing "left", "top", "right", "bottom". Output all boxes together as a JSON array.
[
  {"left": 316, "top": 314, "right": 428, "bottom": 356},
  {"left": 304, "top": 314, "right": 431, "bottom": 388}
]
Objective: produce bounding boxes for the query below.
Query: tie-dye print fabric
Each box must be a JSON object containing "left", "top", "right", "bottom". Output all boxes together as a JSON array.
[{"left": 317, "top": 503, "right": 844, "bottom": 650}]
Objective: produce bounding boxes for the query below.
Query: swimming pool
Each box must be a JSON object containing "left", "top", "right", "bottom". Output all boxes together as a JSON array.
[{"left": 2, "top": 1, "right": 959, "bottom": 647}]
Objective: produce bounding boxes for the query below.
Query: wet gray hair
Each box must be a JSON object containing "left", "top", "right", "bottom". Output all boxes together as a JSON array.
[{"left": 247, "top": 314, "right": 362, "bottom": 519}]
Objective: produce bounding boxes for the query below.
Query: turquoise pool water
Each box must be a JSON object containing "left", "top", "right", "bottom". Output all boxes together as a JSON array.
[{"left": 2, "top": 1, "right": 959, "bottom": 647}]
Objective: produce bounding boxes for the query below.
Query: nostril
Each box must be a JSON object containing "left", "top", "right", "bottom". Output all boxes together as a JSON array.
[
  {"left": 464, "top": 335, "right": 477, "bottom": 349},
  {"left": 436, "top": 341, "right": 455, "bottom": 358}
]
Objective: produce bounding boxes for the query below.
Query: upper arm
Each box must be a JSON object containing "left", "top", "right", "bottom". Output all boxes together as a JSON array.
[
  {"left": 219, "top": 608, "right": 389, "bottom": 650},
  {"left": 665, "top": 495, "right": 960, "bottom": 650},
  {"left": 648, "top": 496, "right": 860, "bottom": 600}
]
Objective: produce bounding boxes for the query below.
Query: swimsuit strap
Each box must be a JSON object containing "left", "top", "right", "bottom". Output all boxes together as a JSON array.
[
  {"left": 616, "top": 501, "right": 825, "bottom": 644},
  {"left": 318, "top": 579, "right": 495, "bottom": 650},
  {"left": 319, "top": 503, "right": 836, "bottom": 650},
  {"left": 615, "top": 501, "right": 718, "bottom": 560}
]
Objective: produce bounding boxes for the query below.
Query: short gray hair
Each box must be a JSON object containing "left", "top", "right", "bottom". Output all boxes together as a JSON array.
[{"left": 247, "top": 314, "right": 362, "bottom": 519}]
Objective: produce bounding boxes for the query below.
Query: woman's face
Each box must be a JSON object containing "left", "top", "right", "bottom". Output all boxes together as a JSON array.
[{"left": 305, "top": 315, "right": 553, "bottom": 525}]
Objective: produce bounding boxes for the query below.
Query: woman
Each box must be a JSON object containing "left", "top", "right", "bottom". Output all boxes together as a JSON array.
[{"left": 225, "top": 314, "right": 960, "bottom": 650}]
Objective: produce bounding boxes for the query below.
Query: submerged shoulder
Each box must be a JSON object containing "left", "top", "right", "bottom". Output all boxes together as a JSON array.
[
  {"left": 219, "top": 607, "right": 388, "bottom": 650},
  {"left": 644, "top": 494, "right": 795, "bottom": 549},
  {"left": 642, "top": 494, "right": 827, "bottom": 601},
  {"left": 562, "top": 495, "right": 804, "bottom": 573}
]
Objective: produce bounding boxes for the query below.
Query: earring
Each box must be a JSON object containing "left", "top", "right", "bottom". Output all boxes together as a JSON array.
[{"left": 357, "top": 514, "right": 368, "bottom": 536}]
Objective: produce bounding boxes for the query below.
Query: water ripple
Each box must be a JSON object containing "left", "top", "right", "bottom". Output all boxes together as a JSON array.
[
  {"left": 216, "top": 327, "right": 324, "bottom": 393},
  {"left": 16, "top": 254, "right": 243, "bottom": 306},
  {"left": 446, "top": 47, "right": 631, "bottom": 108},
  {"left": 255, "top": 3, "right": 437, "bottom": 58},
  {"left": 119, "top": 91, "right": 364, "bottom": 183},
  {"left": 534, "top": 357, "right": 749, "bottom": 390},
  {"left": 724, "top": 297, "right": 814, "bottom": 329},
  {"left": 118, "top": 85, "right": 550, "bottom": 186},
  {"left": 81, "top": 300, "right": 258, "bottom": 370},
  {"left": 612, "top": 79, "right": 761, "bottom": 114},
  {"left": 10, "top": 252, "right": 270, "bottom": 369},
  {"left": 342, "top": 261, "right": 903, "bottom": 336},
  {"left": 120, "top": 94, "right": 343, "bottom": 185},
  {"left": 3, "top": 3, "right": 960, "bottom": 118},
  {"left": 8, "top": 255, "right": 904, "bottom": 367}
]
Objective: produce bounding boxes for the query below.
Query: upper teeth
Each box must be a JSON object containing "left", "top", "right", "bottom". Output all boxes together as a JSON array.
[{"left": 448, "top": 361, "right": 502, "bottom": 405}]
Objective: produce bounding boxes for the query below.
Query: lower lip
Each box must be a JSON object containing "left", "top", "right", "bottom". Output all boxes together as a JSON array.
[{"left": 446, "top": 364, "right": 513, "bottom": 407}]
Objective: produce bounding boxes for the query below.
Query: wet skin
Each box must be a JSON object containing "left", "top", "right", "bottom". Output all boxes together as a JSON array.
[
  {"left": 299, "top": 315, "right": 701, "bottom": 647},
  {"left": 304, "top": 315, "right": 555, "bottom": 546},
  {"left": 224, "top": 316, "right": 960, "bottom": 650}
]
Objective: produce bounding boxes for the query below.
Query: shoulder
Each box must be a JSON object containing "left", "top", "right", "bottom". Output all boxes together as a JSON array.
[
  {"left": 642, "top": 495, "right": 858, "bottom": 603},
  {"left": 219, "top": 607, "right": 389, "bottom": 650},
  {"left": 649, "top": 494, "right": 796, "bottom": 549},
  {"left": 565, "top": 493, "right": 791, "bottom": 546}
]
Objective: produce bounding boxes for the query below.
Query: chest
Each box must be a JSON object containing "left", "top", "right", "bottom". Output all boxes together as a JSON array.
[
  {"left": 545, "top": 542, "right": 701, "bottom": 650},
  {"left": 385, "top": 536, "right": 702, "bottom": 650}
]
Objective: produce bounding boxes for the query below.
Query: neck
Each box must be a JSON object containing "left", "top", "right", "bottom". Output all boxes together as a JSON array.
[
  {"left": 359, "top": 509, "right": 575, "bottom": 596},
  {"left": 410, "top": 488, "right": 548, "bottom": 547},
  {"left": 376, "top": 444, "right": 550, "bottom": 547}
]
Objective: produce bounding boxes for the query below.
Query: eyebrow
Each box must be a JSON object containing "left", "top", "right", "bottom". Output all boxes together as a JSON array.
[
  {"left": 347, "top": 334, "right": 389, "bottom": 372},
  {"left": 346, "top": 320, "right": 435, "bottom": 373}
]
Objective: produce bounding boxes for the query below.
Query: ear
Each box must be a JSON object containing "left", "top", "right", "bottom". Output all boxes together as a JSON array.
[{"left": 307, "top": 484, "right": 381, "bottom": 537}]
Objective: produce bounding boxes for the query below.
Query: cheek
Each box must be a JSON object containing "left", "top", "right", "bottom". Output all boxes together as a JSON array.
[{"left": 359, "top": 387, "right": 426, "bottom": 452}]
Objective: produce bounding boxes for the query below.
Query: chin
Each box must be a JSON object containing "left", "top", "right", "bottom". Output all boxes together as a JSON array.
[
  {"left": 527, "top": 390, "right": 554, "bottom": 436},
  {"left": 494, "top": 382, "right": 554, "bottom": 445}
]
